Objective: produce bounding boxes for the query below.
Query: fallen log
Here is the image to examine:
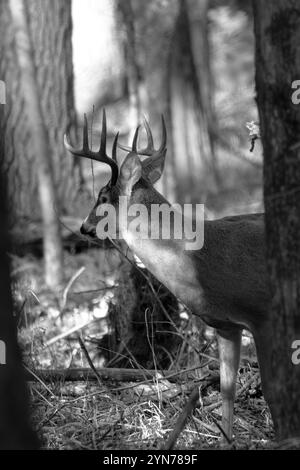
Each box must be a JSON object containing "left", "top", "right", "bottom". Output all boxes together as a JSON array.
[{"left": 25, "top": 366, "right": 218, "bottom": 384}]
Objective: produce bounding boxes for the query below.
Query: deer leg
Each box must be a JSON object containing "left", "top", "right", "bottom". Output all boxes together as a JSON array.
[{"left": 217, "top": 327, "right": 242, "bottom": 442}]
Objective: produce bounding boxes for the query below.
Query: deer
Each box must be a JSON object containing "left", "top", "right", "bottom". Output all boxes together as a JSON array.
[{"left": 64, "top": 110, "right": 274, "bottom": 443}]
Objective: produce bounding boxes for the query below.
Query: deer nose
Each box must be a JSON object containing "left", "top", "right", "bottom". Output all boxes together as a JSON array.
[{"left": 80, "top": 222, "right": 96, "bottom": 237}]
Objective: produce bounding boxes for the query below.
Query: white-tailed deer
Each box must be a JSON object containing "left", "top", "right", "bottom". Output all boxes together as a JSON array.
[{"left": 64, "top": 111, "right": 273, "bottom": 442}]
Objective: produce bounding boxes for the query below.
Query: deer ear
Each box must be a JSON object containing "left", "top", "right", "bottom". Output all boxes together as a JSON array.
[
  {"left": 142, "top": 149, "right": 166, "bottom": 184},
  {"left": 119, "top": 152, "right": 142, "bottom": 195}
]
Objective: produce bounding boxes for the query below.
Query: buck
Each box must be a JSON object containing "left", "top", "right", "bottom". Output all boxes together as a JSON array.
[{"left": 64, "top": 111, "right": 273, "bottom": 443}]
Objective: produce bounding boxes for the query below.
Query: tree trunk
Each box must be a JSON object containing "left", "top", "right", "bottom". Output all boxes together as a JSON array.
[
  {"left": 9, "top": 0, "right": 64, "bottom": 290},
  {"left": 102, "top": 255, "right": 181, "bottom": 370},
  {"left": 0, "top": 95, "right": 39, "bottom": 450},
  {"left": 0, "top": 0, "right": 83, "bottom": 224},
  {"left": 119, "top": 0, "right": 180, "bottom": 202},
  {"left": 116, "top": 0, "right": 141, "bottom": 140},
  {"left": 253, "top": 0, "right": 300, "bottom": 441},
  {"left": 186, "top": 0, "right": 221, "bottom": 189},
  {"left": 117, "top": 0, "right": 217, "bottom": 203},
  {"left": 169, "top": 0, "right": 218, "bottom": 202},
  {"left": 28, "top": 0, "right": 83, "bottom": 211}
]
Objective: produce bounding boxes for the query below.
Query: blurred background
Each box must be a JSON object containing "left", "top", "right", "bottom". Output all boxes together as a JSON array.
[
  {"left": 0, "top": 0, "right": 269, "bottom": 448},
  {"left": 1, "top": 0, "right": 262, "bottom": 225}
]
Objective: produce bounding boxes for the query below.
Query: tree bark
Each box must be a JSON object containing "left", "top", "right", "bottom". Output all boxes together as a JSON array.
[
  {"left": 0, "top": 94, "right": 39, "bottom": 450},
  {"left": 102, "top": 257, "right": 181, "bottom": 370},
  {"left": 9, "top": 0, "right": 64, "bottom": 290},
  {"left": 116, "top": 0, "right": 141, "bottom": 140},
  {"left": 117, "top": 0, "right": 217, "bottom": 202},
  {"left": 0, "top": 0, "right": 82, "bottom": 223},
  {"left": 27, "top": 0, "right": 83, "bottom": 211},
  {"left": 253, "top": 0, "right": 300, "bottom": 441},
  {"left": 119, "top": 0, "right": 180, "bottom": 202},
  {"left": 186, "top": 0, "right": 221, "bottom": 189},
  {"left": 169, "top": 0, "right": 219, "bottom": 201}
]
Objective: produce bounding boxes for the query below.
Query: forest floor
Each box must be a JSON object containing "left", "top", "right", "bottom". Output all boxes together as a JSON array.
[{"left": 12, "top": 242, "right": 274, "bottom": 450}]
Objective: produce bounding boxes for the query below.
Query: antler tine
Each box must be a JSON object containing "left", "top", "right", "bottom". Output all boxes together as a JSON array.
[
  {"left": 158, "top": 115, "right": 167, "bottom": 153},
  {"left": 138, "top": 115, "right": 166, "bottom": 156},
  {"left": 64, "top": 110, "right": 119, "bottom": 186},
  {"left": 140, "top": 116, "right": 155, "bottom": 155},
  {"left": 132, "top": 125, "right": 140, "bottom": 153},
  {"left": 118, "top": 116, "right": 166, "bottom": 157},
  {"left": 64, "top": 113, "right": 90, "bottom": 156},
  {"left": 83, "top": 114, "right": 89, "bottom": 151},
  {"left": 140, "top": 115, "right": 167, "bottom": 173},
  {"left": 140, "top": 115, "right": 167, "bottom": 164},
  {"left": 112, "top": 132, "right": 119, "bottom": 162},
  {"left": 99, "top": 109, "right": 106, "bottom": 155},
  {"left": 118, "top": 118, "right": 154, "bottom": 156}
]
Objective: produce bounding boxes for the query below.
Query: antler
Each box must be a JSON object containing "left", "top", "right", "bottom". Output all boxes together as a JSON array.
[
  {"left": 64, "top": 110, "right": 119, "bottom": 186},
  {"left": 119, "top": 116, "right": 167, "bottom": 161}
]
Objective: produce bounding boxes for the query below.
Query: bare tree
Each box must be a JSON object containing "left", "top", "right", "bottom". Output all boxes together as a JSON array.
[
  {"left": 0, "top": 98, "right": 38, "bottom": 450},
  {"left": 9, "top": 0, "right": 63, "bottom": 290},
  {"left": 253, "top": 0, "right": 300, "bottom": 442},
  {"left": 116, "top": 0, "right": 180, "bottom": 201},
  {"left": 186, "top": 0, "right": 221, "bottom": 189},
  {"left": 117, "top": 0, "right": 220, "bottom": 202},
  {"left": 0, "top": 0, "right": 83, "bottom": 222},
  {"left": 116, "top": 0, "right": 141, "bottom": 138}
]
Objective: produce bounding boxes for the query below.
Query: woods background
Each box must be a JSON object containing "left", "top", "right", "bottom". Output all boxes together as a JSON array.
[{"left": 1, "top": 0, "right": 300, "bottom": 450}]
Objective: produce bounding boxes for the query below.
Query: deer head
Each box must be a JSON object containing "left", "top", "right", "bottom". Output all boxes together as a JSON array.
[{"left": 64, "top": 110, "right": 167, "bottom": 242}]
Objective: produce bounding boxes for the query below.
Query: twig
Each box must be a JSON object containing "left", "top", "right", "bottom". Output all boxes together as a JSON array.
[
  {"left": 28, "top": 289, "right": 40, "bottom": 304},
  {"left": 16, "top": 298, "right": 27, "bottom": 327},
  {"left": 210, "top": 415, "right": 231, "bottom": 444},
  {"left": 204, "top": 399, "right": 222, "bottom": 412},
  {"left": 99, "top": 411, "right": 124, "bottom": 443},
  {"left": 164, "top": 386, "right": 200, "bottom": 450},
  {"left": 76, "top": 333, "right": 102, "bottom": 388},
  {"left": 45, "top": 318, "right": 102, "bottom": 347},
  {"left": 204, "top": 371, "right": 260, "bottom": 413},
  {"left": 61, "top": 266, "right": 85, "bottom": 310},
  {"left": 163, "top": 376, "right": 218, "bottom": 450},
  {"left": 236, "top": 371, "right": 260, "bottom": 397},
  {"left": 216, "top": 134, "right": 262, "bottom": 168},
  {"left": 73, "top": 285, "right": 117, "bottom": 295},
  {"left": 24, "top": 365, "right": 55, "bottom": 396}
]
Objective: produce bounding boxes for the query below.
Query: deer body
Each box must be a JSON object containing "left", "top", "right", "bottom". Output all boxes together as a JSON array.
[
  {"left": 119, "top": 188, "right": 272, "bottom": 440},
  {"left": 121, "top": 201, "right": 268, "bottom": 332},
  {"left": 65, "top": 112, "right": 274, "bottom": 443}
]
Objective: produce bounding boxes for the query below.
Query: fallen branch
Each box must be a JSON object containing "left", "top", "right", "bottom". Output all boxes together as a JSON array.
[
  {"left": 163, "top": 375, "right": 219, "bottom": 450},
  {"left": 25, "top": 366, "right": 218, "bottom": 385},
  {"left": 61, "top": 266, "right": 86, "bottom": 310},
  {"left": 45, "top": 318, "right": 102, "bottom": 347}
]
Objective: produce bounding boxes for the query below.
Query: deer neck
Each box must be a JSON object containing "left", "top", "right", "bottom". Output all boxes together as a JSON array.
[{"left": 117, "top": 181, "right": 204, "bottom": 307}]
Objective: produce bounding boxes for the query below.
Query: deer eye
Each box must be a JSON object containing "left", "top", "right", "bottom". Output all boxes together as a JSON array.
[{"left": 100, "top": 195, "right": 108, "bottom": 204}]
